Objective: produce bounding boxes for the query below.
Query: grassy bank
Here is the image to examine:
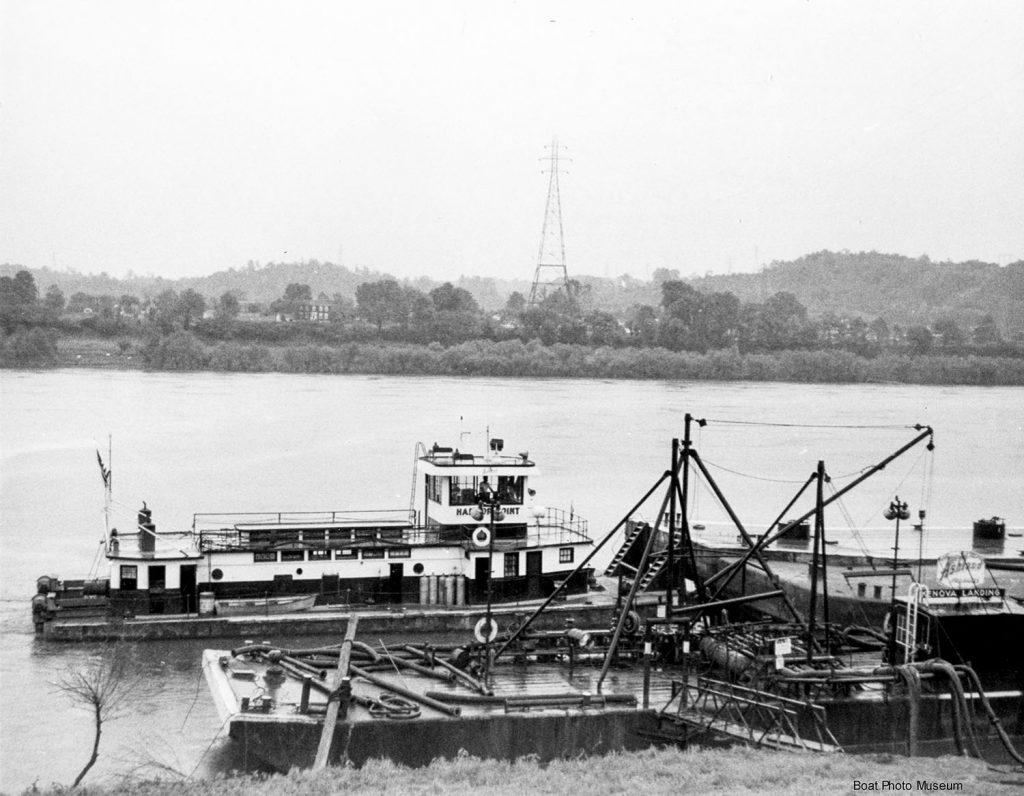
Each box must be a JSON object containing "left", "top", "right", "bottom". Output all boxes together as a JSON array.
[
  {"left": 25, "top": 747, "right": 1024, "bottom": 795},
  {"left": 12, "top": 334, "right": 1024, "bottom": 386}
]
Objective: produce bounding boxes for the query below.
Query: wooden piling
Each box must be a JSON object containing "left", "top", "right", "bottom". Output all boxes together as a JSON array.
[{"left": 313, "top": 615, "right": 359, "bottom": 770}]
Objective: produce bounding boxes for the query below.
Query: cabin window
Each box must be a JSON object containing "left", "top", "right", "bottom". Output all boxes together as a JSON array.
[
  {"left": 247, "top": 529, "right": 274, "bottom": 546},
  {"left": 301, "top": 529, "right": 326, "bottom": 544},
  {"left": 450, "top": 476, "right": 479, "bottom": 506},
  {"left": 504, "top": 552, "right": 519, "bottom": 578},
  {"left": 426, "top": 475, "right": 444, "bottom": 503},
  {"left": 362, "top": 549, "right": 385, "bottom": 559},
  {"left": 281, "top": 551, "right": 304, "bottom": 562},
  {"left": 253, "top": 551, "right": 277, "bottom": 563},
  {"left": 413, "top": 563, "right": 425, "bottom": 574},
  {"left": 559, "top": 547, "right": 574, "bottom": 564},
  {"left": 308, "top": 549, "right": 331, "bottom": 561},
  {"left": 328, "top": 528, "right": 351, "bottom": 542},
  {"left": 335, "top": 548, "right": 356, "bottom": 559},
  {"left": 388, "top": 547, "right": 411, "bottom": 559},
  {"left": 497, "top": 476, "right": 524, "bottom": 504},
  {"left": 211, "top": 568, "right": 224, "bottom": 580},
  {"left": 120, "top": 565, "right": 138, "bottom": 590}
]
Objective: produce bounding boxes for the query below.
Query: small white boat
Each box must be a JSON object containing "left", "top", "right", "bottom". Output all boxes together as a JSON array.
[{"left": 214, "top": 593, "right": 317, "bottom": 617}]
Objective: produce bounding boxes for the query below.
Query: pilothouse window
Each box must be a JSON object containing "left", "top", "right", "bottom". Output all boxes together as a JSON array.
[
  {"left": 496, "top": 476, "right": 524, "bottom": 504},
  {"left": 449, "top": 476, "right": 478, "bottom": 506},
  {"left": 426, "top": 475, "right": 444, "bottom": 503}
]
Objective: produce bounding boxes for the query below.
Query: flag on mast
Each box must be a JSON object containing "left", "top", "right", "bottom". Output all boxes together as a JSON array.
[{"left": 96, "top": 450, "right": 111, "bottom": 488}]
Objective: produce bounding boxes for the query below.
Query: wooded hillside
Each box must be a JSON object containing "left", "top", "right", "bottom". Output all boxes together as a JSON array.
[{"left": 4, "top": 250, "right": 1022, "bottom": 337}]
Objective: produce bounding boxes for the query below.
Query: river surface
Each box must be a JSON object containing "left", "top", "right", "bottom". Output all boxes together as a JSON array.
[{"left": 1, "top": 370, "right": 1021, "bottom": 792}]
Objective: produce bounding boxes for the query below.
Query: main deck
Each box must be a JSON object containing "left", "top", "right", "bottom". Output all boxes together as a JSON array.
[{"left": 204, "top": 645, "right": 674, "bottom": 770}]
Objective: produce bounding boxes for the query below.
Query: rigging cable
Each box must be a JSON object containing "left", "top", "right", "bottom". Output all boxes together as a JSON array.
[
  {"left": 691, "top": 420, "right": 702, "bottom": 521},
  {"left": 87, "top": 540, "right": 106, "bottom": 580},
  {"left": 705, "top": 419, "right": 920, "bottom": 430}
]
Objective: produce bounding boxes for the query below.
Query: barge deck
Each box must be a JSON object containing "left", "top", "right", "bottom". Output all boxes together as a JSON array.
[{"left": 42, "top": 590, "right": 633, "bottom": 642}]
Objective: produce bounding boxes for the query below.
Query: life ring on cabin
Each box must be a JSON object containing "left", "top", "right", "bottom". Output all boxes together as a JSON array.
[
  {"left": 472, "top": 528, "right": 491, "bottom": 548},
  {"left": 621, "top": 610, "right": 641, "bottom": 635},
  {"left": 474, "top": 616, "right": 499, "bottom": 643}
]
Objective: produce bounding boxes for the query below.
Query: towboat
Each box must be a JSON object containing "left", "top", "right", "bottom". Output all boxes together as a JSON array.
[{"left": 33, "top": 438, "right": 594, "bottom": 632}]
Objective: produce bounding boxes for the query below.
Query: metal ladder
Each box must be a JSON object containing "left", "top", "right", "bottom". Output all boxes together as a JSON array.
[{"left": 898, "top": 583, "right": 929, "bottom": 663}]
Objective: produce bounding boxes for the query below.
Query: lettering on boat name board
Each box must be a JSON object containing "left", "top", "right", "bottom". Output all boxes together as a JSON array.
[
  {"left": 455, "top": 507, "right": 520, "bottom": 517},
  {"left": 936, "top": 550, "right": 985, "bottom": 588},
  {"left": 926, "top": 586, "right": 1004, "bottom": 604}
]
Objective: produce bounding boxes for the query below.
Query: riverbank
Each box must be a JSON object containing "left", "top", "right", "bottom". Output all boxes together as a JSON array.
[
  {"left": 22, "top": 746, "right": 1024, "bottom": 795},
  {"left": 6, "top": 333, "right": 1024, "bottom": 385}
]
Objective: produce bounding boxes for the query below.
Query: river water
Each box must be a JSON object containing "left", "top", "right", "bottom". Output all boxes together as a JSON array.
[{"left": 1, "top": 370, "right": 1021, "bottom": 792}]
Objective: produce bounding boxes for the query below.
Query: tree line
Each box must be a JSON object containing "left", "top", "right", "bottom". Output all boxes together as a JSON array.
[{"left": 2, "top": 268, "right": 1020, "bottom": 377}]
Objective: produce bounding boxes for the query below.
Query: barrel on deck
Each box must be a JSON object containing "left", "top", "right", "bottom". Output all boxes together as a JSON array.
[{"left": 199, "top": 591, "right": 216, "bottom": 616}]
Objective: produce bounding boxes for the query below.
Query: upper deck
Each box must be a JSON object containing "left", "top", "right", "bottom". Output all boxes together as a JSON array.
[
  {"left": 187, "top": 507, "right": 589, "bottom": 553},
  {"left": 418, "top": 441, "right": 535, "bottom": 475}
]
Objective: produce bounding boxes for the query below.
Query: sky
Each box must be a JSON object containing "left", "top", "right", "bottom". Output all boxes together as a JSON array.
[{"left": 2, "top": 1, "right": 1023, "bottom": 283}]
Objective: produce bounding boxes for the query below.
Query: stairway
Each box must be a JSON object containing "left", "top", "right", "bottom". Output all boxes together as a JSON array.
[
  {"left": 607, "top": 522, "right": 691, "bottom": 592},
  {"left": 636, "top": 551, "right": 669, "bottom": 590},
  {"left": 604, "top": 522, "right": 648, "bottom": 577}
]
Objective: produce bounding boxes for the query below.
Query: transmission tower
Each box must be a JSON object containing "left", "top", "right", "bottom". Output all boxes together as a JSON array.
[{"left": 528, "top": 137, "right": 571, "bottom": 306}]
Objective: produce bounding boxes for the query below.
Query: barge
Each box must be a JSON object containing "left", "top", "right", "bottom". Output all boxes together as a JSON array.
[
  {"left": 202, "top": 421, "right": 1024, "bottom": 770},
  {"left": 33, "top": 438, "right": 596, "bottom": 638}
]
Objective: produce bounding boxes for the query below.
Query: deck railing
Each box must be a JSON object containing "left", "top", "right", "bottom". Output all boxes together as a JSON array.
[
  {"left": 192, "top": 506, "right": 590, "bottom": 552},
  {"left": 192, "top": 508, "right": 415, "bottom": 532}
]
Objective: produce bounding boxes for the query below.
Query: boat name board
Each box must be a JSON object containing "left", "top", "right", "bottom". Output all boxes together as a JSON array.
[
  {"left": 926, "top": 586, "right": 1004, "bottom": 604},
  {"left": 454, "top": 506, "right": 521, "bottom": 517}
]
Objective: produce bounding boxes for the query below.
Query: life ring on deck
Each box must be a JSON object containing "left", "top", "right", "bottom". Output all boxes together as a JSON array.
[
  {"left": 474, "top": 616, "right": 499, "bottom": 643},
  {"left": 472, "top": 528, "right": 491, "bottom": 548},
  {"left": 621, "top": 610, "right": 641, "bottom": 635}
]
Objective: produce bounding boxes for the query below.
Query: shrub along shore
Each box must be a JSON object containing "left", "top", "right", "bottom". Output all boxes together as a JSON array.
[
  {"left": 14, "top": 332, "right": 1024, "bottom": 385},
  {"left": 22, "top": 746, "right": 1024, "bottom": 795}
]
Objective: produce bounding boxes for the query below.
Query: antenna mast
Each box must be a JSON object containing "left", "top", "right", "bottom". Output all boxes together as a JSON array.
[{"left": 528, "top": 137, "right": 571, "bottom": 306}]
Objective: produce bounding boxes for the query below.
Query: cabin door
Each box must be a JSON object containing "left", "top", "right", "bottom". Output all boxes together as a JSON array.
[
  {"left": 526, "top": 551, "right": 543, "bottom": 598},
  {"left": 474, "top": 555, "right": 490, "bottom": 600},
  {"left": 148, "top": 565, "right": 166, "bottom": 614},
  {"left": 388, "top": 564, "right": 404, "bottom": 604},
  {"left": 180, "top": 564, "right": 197, "bottom": 614}
]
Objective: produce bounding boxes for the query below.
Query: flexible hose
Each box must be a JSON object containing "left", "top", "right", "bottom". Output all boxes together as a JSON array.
[
  {"left": 917, "top": 660, "right": 978, "bottom": 758},
  {"left": 895, "top": 664, "right": 922, "bottom": 757},
  {"left": 955, "top": 665, "right": 1024, "bottom": 766}
]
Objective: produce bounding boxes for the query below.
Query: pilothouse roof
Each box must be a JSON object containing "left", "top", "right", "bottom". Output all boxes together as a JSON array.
[{"left": 419, "top": 440, "right": 536, "bottom": 473}]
